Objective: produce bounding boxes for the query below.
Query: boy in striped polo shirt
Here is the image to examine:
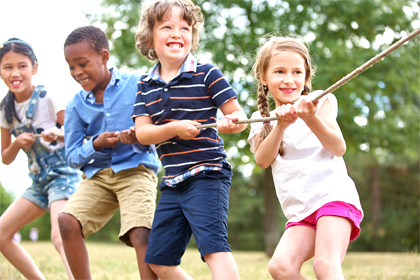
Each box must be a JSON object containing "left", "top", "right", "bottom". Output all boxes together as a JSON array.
[{"left": 131, "top": 0, "right": 247, "bottom": 279}]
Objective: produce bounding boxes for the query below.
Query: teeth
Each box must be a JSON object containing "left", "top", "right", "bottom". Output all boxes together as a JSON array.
[
  {"left": 169, "top": 44, "right": 182, "bottom": 49},
  {"left": 12, "top": 81, "right": 21, "bottom": 85}
]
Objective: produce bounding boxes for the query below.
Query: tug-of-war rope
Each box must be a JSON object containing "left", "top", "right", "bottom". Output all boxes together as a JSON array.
[
  {"left": 32, "top": 27, "right": 420, "bottom": 137},
  {"left": 197, "top": 27, "right": 420, "bottom": 129}
]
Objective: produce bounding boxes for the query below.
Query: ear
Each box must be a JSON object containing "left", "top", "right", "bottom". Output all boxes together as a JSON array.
[
  {"left": 101, "top": 49, "right": 110, "bottom": 64},
  {"left": 261, "top": 74, "right": 267, "bottom": 87},
  {"left": 32, "top": 62, "right": 38, "bottom": 75}
]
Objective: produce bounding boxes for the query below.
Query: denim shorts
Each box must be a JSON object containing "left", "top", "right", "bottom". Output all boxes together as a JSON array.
[
  {"left": 21, "top": 165, "right": 81, "bottom": 211},
  {"left": 285, "top": 201, "right": 363, "bottom": 241},
  {"left": 145, "top": 163, "right": 233, "bottom": 266}
]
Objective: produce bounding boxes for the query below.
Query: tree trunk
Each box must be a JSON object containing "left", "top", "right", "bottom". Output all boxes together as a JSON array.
[{"left": 264, "top": 166, "right": 280, "bottom": 257}]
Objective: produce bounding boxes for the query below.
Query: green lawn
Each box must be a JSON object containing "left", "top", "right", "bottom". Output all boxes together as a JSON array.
[{"left": 1, "top": 241, "right": 419, "bottom": 279}]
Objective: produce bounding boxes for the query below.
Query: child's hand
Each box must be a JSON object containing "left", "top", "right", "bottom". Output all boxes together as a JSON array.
[
  {"left": 176, "top": 120, "right": 201, "bottom": 140},
  {"left": 41, "top": 127, "right": 63, "bottom": 142},
  {"left": 295, "top": 97, "right": 318, "bottom": 122},
  {"left": 119, "top": 127, "right": 138, "bottom": 145},
  {"left": 15, "top": 132, "right": 36, "bottom": 150},
  {"left": 217, "top": 115, "right": 240, "bottom": 134},
  {"left": 93, "top": 131, "right": 120, "bottom": 151},
  {"left": 276, "top": 104, "right": 298, "bottom": 127}
]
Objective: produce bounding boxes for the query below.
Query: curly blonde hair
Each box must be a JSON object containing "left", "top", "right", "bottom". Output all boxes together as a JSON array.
[
  {"left": 252, "top": 35, "right": 316, "bottom": 155},
  {"left": 135, "top": 0, "right": 204, "bottom": 60}
]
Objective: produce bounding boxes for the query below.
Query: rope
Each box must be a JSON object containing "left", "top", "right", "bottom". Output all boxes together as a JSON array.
[{"left": 196, "top": 27, "right": 420, "bottom": 129}]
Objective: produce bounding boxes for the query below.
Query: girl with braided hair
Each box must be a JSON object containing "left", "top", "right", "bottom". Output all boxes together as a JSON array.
[{"left": 248, "top": 35, "right": 363, "bottom": 280}]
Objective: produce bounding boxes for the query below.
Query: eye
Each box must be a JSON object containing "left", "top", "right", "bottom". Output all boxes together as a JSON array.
[
  {"left": 181, "top": 26, "right": 190, "bottom": 31},
  {"left": 163, "top": 26, "right": 171, "bottom": 30},
  {"left": 69, "top": 66, "right": 74, "bottom": 71},
  {"left": 275, "top": 70, "right": 284, "bottom": 74},
  {"left": 80, "top": 62, "right": 88, "bottom": 68}
]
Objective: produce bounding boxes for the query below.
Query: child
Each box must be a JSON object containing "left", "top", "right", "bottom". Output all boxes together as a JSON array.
[
  {"left": 132, "top": 0, "right": 248, "bottom": 279},
  {"left": 0, "top": 38, "right": 81, "bottom": 280},
  {"left": 248, "top": 35, "right": 364, "bottom": 280},
  {"left": 58, "top": 26, "right": 161, "bottom": 280}
]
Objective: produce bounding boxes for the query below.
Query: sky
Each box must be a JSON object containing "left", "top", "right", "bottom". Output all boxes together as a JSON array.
[{"left": 0, "top": 0, "right": 103, "bottom": 197}]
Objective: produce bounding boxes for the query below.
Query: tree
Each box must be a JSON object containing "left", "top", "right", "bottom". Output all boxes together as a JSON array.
[{"left": 88, "top": 0, "right": 419, "bottom": 252}]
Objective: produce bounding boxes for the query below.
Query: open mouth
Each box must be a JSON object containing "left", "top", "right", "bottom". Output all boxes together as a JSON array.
[
  {"left": 167, "top": 43, "right": 183, "bottom": 49},
  {"left": 11, "top": 80, "right": 22, "bottom": 87},
  {"left": 78, "top": 78, "right": 89, "bottom": 85}
]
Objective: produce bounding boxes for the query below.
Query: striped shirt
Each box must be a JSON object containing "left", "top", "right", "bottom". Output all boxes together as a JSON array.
[{"left": 132, "top": 54, "right": 237, "bottom": 187}]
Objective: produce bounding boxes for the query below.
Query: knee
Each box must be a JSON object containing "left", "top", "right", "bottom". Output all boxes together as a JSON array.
[
  {"left": 129, "top": 227, "right": 150, "bottom": 249},
  {"left": 313, "top": 256, "right": 337, "bottom": 278},
  {"left": 268, "top": 258, "right": 290, "bottom": 279},
  {"left": 57, "top": 213, "right": 81, "bottom": 239}
]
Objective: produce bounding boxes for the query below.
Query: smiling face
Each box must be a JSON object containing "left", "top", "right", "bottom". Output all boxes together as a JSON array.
[
  {"left": 152, "top": 5, "right": 192, "bottom": 69},
  {"left": 262, "top": 51, "right": 307, "bottom": 106},
  {"left": 0, "top": 51, "right": 37, "bottom": 102},
  {"left": 64, "top": 40, "right": 110, "bottom": 95}
]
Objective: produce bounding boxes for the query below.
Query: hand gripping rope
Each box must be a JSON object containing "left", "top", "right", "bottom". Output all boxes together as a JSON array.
[
  {"left": 196, "top": 27, "right": 420, "bottom": 129},
  {"left": 31, "top": 27, "right": 419, "bottom": 137}
]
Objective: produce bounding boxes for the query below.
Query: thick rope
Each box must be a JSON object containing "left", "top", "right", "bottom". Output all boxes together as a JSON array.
[{"left": 196, "top": 27, "right": 420, "bottom": 129}]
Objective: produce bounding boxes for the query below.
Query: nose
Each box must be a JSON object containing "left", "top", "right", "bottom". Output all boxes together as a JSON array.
[
  {"left": 11, "top": 68, "right": 20, "bottom": 78},
  {"left": 73, "top": 66, "right": 83, "bottom": 77},
  {"left": 284, "top": 73, "right": 294, "bottom": 85},
  {"left": 171, "top": 29, "right": 181, "bottom": 39}
]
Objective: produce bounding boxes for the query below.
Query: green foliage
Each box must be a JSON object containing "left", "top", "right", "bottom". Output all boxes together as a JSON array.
[
  {"left": 87, "top": 0, "right": 420, "bottom": 252},
  {"left": 0, "top": 182, "right": 15, "bottom": 214}
]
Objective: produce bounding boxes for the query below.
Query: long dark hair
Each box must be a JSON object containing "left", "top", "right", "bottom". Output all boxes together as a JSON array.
[{"left": 0, "top": 38, "right": 37, "bottom": 124}]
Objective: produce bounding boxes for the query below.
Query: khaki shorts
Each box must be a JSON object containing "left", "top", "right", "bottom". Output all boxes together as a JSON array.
[{"left": 60, "top": 165, "right": 158, "bottom": 246}]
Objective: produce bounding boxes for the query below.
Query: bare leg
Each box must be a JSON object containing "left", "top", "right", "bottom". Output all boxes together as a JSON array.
[
  {"left": 204, "top": 251, "right": 239, "bottom": 280},
  {"left": 268, "top": 226, "right": 316, "bottom": 280},
  {"left": 0, "top": 197, "right": 46, "bottom": 279},
  {"left": 313, "top": 216, "right": 352, "bottom": 280},
  {"left": 149, "top": 264, "right": 194, "bottom": 280},
  {"left": 58, "top": 212, "right": 91, "bottom": 279},
  {"left": 50, "top": 200, "right": 74, "bottom": 280},
  {"left": 128, "top": 227, "right": 157, "bottom": 280}
]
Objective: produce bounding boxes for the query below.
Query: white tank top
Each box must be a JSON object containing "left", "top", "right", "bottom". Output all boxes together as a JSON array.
[{"left": 248, "top": 92, "right": 363, "bottom": 224}]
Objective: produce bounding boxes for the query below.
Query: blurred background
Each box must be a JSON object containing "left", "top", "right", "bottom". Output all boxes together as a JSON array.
[{"left": 1, "top": 0, "right": 419, "bottom": 256}]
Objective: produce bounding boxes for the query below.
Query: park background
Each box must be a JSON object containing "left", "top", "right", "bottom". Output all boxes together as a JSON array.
[{"left": 0, "top": 0, "right": 419, "bottom": 272}]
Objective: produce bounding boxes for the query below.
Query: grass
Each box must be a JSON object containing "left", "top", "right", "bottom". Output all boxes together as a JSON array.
[{"left": 0, "top": 241, "right": 419, "bottom": 279}]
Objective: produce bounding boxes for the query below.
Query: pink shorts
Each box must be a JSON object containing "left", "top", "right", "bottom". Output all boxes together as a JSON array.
[{"left": 285, "top": 201, "right": 363, "bottom": 241}]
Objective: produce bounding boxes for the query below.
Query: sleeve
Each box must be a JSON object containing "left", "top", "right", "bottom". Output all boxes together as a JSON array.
[
  {"left": 45, "top": 92, "right": 60, "bottom": 123},
  {"left": 205, "top": 65, "right": 237, "bottom": 108},
  {"left": 64, "top": 99, "right": 109, "bottom": 169},
  {"left": 309, "top": 91, "right": 338, "bottom": 119},
  {"left": 131, "top": 78, "right": 150, "bottom": 120},
  {"left": 0, "top": 109, "right": 12, "bottom": 129},
  {"left": 247, "top": 111, "right": 264, "bottom": 154}
]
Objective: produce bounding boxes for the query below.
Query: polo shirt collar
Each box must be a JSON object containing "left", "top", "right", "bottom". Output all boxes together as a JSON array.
[
  {"left": 83, "top": 67, "right": 120, "bottom": 100},
  {"left": 142, "top": 54, "right": 197, "bottom": 83}
]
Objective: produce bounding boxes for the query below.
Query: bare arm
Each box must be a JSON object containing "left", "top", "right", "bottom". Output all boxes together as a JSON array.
[
  {"left": 254, "top": 104, "right": 297, "bottom": 169},
  {"left": 297, "top": 97, "right": 346, "bottom": 157},
  {"left": 217, "top": 98, "right": 248, "bottom": 134},
  {"left": 1, "top": 127, "right": 35, "bottom": 165},
  {"left": 134, "top": 115, "right": 201, "bottom": 145}
]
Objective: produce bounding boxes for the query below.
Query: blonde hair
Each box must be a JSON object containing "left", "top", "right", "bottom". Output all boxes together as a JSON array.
[
  {"left": 252, "top": 35, "right": 316, "bottom": 155},
  {"left": 135, "top": 0, "right": 204, "bottom": 60}
]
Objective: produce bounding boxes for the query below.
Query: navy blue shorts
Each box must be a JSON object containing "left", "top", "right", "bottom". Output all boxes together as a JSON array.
[{"left": 145, "top": 164, "right": 233, "bottom": 266}]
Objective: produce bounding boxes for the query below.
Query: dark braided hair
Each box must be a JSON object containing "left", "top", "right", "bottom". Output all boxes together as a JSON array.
[
  {"left": 0, "top": 38, "right": 37, "bottom": 124},
  {"left": 64, "top": 26, "right": 109, "bottom": 53}
]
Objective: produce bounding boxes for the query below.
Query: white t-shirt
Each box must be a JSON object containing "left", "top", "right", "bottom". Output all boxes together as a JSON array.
[
  {"left": 248, "top": 92, "right": 363, "bottom": 224},
  {"left": 0, "top": 87, "right": 65, "bottom": 152}
]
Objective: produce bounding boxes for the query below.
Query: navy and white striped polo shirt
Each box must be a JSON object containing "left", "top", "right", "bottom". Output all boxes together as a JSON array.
[{"left": 132, "top": 54, "right": 237, "bottom": 187}]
